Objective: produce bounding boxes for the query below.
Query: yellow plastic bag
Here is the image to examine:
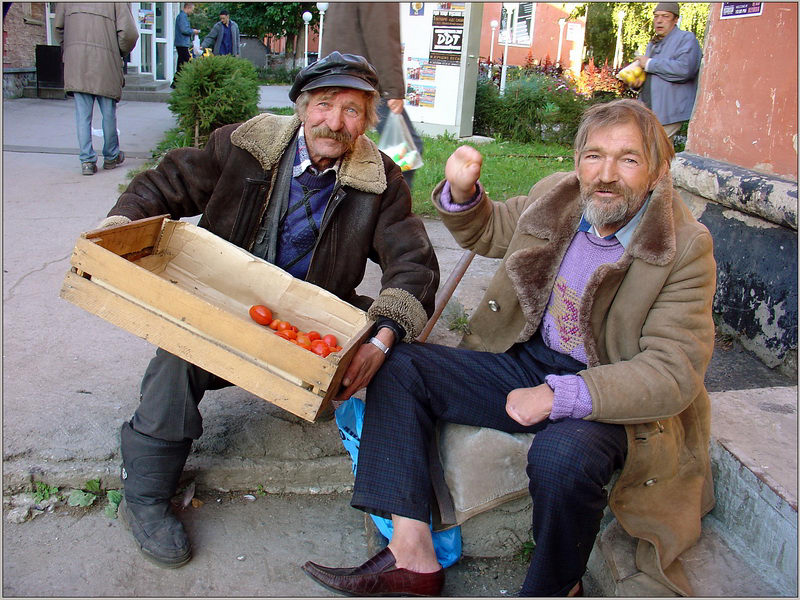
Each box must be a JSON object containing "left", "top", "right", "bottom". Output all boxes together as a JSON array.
[{"left": 617, "top": 63, "right": 646, "bottom": 88}]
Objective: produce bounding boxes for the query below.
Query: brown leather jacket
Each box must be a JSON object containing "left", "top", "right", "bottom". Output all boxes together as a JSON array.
[{"left": 109, "top": 114, "right": 439, "bottom": 339}]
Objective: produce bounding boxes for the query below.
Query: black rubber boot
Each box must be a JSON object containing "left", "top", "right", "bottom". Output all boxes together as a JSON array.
[{"left": 119, "top": 420, "right": 192, "bottom": 568}]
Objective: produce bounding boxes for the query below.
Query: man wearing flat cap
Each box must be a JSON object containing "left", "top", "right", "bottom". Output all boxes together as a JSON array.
[
  {"left": 631, "top": 2, "right": 702, "bottom": 139},
  {"left": 97, "top": 51, "right": 439, "bottom": 568}
]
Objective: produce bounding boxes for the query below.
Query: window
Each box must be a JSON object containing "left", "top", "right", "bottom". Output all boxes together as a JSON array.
[{"left": 498, "top": 2, "right": 535, "bottom": 47}]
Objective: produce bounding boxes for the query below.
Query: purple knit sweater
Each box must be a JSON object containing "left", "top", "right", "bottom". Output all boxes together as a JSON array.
[{"left": 440, "top": 182, "right": 625, "bottom": 420}]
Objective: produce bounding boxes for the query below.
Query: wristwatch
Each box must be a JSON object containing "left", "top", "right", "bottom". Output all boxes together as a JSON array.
[{"left": 368, "top": 336, "right": 391, "bottom": 355}]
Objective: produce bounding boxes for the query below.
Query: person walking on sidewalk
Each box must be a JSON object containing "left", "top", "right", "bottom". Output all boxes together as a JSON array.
[
  {"left": 321, "top": 2, "right": 423, "bottom": 190},
  {"left": 201, "top": 9, "right": 240, "bottom": 56},
  {"left": 172, "top": 2, "right": 199, "bottom": 89},
  {"left": 303, "top": 99, "right": 717, "bottom": 597},
  {"left": 96, "top": 52, "right": 438, "bottom": 569},
  {"left": 54, "top": 3, "right": 138, "bottom": 176}
]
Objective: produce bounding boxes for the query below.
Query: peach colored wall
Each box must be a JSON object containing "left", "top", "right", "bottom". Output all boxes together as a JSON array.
[
  {"left": 686, "top": 2, "right": 797, "bottom": 179},
  {"left": 478, "top": 2, "right": 584, "bottom": 72}
]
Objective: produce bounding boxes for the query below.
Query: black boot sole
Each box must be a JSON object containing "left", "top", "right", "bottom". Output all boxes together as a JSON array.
[{"left": 119, "top": 498, "right": 192, "bottom": 568}]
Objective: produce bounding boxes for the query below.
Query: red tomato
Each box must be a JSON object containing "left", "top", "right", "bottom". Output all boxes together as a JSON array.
[
  {"left": 310, "top": 340, "right": 331, "bottom": 357},
  {"left": 277, "top": 321, "right": 293, "bottom": 332},
  {"left": 322, "top": 334, "right": 338, "bottom": 347},
  {"left": 269, "top": 319, "right": 281, "bottom": 330},
  {"left": 307, "top": 331, "right": 321, "bottom": 341},
  {"left": 249, "top": 305, "right": 273, "bottom": 326},
  {"left": 296, "top": 334, "right": 312, "bottom": 350},
  {"left": 276, "top": 330, "right": 297, "bottom": 341},
  {"left": 290, "top": 324, "right": 298, "bottom": 333}
]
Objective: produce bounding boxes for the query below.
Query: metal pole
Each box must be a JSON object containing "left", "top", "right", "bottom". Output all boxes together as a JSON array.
[
  {"left": 499, "top": 7, "right": 514, "bottom": 96},
  {"left": 557, "top": 18, "right": 566, "bottom": 65},
  {"left": 316, "top": 3, "right": 328, "bottom": 56},
  {"left": 302, "top": 11, "right": 312, "bottom": 67},
  {"left": 489, "top": 20, "right": 498, "bottom": 63}
]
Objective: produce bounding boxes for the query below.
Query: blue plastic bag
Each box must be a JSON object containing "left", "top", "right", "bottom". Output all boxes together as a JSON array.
[{"left": 335, "top": 396, "right": 462, "bottom": 568}]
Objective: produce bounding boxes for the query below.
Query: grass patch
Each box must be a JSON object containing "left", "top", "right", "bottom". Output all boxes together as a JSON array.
[{"left": 369, "top": 131, "right": 573, "bottom": 218}]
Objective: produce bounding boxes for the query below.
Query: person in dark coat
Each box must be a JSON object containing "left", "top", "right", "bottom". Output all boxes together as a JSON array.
[{"left": 97, "top": 52, "right": 439, "bottom": 569}]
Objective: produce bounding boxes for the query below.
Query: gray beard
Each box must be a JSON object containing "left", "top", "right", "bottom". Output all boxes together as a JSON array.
[{"left": 583, "top": 198, "right": 631, "bottom": 230}]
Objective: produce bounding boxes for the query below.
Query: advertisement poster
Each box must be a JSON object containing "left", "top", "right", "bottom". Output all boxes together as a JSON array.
[
  {"left": 401, "top": 2, "right": 475, "bottom": 133},
  {"left": 720, "top": 2, "right": 763, "bottom": 18},
  {"left": 138, "top": 8, "right": 154, "bottom": 26},
  {"left": 429, "top": 9, "right": 464, "bottom": 66}
]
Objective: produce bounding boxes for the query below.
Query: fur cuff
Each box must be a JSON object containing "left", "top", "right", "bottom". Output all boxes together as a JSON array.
[
  {"left": 367, "top": 288, "right": 429, "bottom": 342},
  {"left": 97, "top": 215, "right": 131, "bottom": 229}
]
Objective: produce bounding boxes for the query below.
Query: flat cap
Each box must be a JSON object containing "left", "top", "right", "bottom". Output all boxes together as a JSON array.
[
  {"left": 654, "top": 2, "right": 680, "bottom": 16},
  {"left": 289, "top": 51, "right": 379, "bottom": 102}
]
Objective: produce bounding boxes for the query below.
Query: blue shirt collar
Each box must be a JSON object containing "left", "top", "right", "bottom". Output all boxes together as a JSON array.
[{"left": 577, "top": 193, "right": 652, "bottom": 248}]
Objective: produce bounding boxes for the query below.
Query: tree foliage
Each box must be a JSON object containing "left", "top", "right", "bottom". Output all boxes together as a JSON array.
[
  {"left": 168, "top": 54, "right": 260, "bottom": 145},
  {"left": 575, "top": 2, "right": 710, "bottom": 64},
  {"left": 192, "top": 2, "right": 320, "bottom": 50}
]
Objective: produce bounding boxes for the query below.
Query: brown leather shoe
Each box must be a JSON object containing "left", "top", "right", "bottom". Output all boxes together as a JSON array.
[{"left": 302, "top": 547, "right": 444, "bottom": 597}]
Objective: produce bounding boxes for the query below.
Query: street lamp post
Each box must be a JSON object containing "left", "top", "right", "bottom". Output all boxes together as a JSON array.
[
  {"left": 556, "top": 18, "right": 566, "bottom": 66},
  {"left": 303, "top": 11, "right": 312, "bottom": 67},
  {"left": 489, "top": 19, "right": 498, "bottom": 63},
  {"left": 499, "top": 7, "right": 514, "bottom": 96},
  {"left": 316, "top": 2, "right": 328, "bottom": 57}
]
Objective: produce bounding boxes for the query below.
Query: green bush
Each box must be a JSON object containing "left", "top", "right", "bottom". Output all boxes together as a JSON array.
[{"left": 168, "top": 54, "right": 260, "bottom": 146}]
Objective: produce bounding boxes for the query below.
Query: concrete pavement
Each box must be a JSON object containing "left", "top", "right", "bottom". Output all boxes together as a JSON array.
[{"left": 2, "top": 94, "right": 796, "bottom": 597}]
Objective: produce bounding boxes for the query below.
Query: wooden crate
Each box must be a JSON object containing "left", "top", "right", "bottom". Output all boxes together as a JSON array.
[{"left": 59, "top": 215, "right": 374, "bottom": 422}]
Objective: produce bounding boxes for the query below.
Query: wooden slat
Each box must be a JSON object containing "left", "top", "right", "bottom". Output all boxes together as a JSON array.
[
  {"left": 82, "top": 214, "right": 170, "bottom": 257},
  {"left": 60, "top": 271, "right": 330, "bottom": 421},
  {"left": 70, "top": 236, "right": 337, "bottom": 386}
]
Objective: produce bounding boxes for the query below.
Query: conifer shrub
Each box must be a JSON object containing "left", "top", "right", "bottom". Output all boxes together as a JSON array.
[{"left": 168, "top": 54, "right": 260, "bottom": 147}]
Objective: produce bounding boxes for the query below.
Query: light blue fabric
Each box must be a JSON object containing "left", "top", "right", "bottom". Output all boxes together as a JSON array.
[
  {"left": 74, "top": 92, "right": 119, "bottom": 164},
  {"left": 335, "top": 397, "right": 462, "bottom": 568},
  {"left": 174, "top": 10, "right": 193, "bottom": 48},
  {"left": 639, "top": 27, "right": 702, "bottom": 125}
]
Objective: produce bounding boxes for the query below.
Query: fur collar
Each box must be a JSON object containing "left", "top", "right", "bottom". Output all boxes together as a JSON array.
[
  {"left": 515, "top": 171, "right": 677, "bottom": 266},
  {"left": 505, "top": 171, "right": 678, "bottom": 348},
  {"left": 230, "top": 113, "right": 387, "bottom": 195}
]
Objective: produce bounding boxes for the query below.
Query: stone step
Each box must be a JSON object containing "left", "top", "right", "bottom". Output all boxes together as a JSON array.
[
  {"left": 585, "top": 515, "right": 789, "bottom": 596},
  {"left": 21, "top": 86, "right": 66, "bottom": 99}
]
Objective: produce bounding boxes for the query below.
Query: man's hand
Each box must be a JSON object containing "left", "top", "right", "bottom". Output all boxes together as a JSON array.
[
  {"left": 387, "top": 98, "right": 404, "bottom": 114},
  {"left": 505, "top": 384, "right": 554, "bottom": 426},
  {"left": 634, "top": 55, "right": 650, "bottom": 69},
  {"left": 445, "top": 145, "right": 483, "bottom": 204},
  {"left": 335, "top": 328, "right": 396, "bottom": 400}
]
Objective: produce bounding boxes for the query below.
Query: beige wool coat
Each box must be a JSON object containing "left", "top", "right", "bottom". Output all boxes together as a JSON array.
[
  {"left": 54, "top": 3, "right": 139, "bottom": 101},
  {"left": 432, "top": 170, "right": 717, "bottom": 596}
]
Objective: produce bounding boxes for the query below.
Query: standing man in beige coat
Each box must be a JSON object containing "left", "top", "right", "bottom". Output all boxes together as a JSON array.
[
  {"left": 55, "top": 3, "right": 138, "bottom": 176},
  {"left": 303, "top": 99, "right": 716, "bottom": 597}
]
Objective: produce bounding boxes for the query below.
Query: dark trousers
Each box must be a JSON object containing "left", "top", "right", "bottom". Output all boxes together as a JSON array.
[
  {"left": 174, "top": 46, "right": 192, "bottom": 82},
  {"left": 352, "top": 333, "right": 627, "bottom": 596},
  {"left": 131, "top": 348, "right": 231, "bottom": 442}
]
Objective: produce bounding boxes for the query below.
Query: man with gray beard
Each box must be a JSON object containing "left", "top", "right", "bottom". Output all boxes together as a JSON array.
[
  {"left": 303, "top": 99, "right": 716, "bottom": 597},
  {"left": 95, "top": 52, "right": 438, "bottom": 569}
]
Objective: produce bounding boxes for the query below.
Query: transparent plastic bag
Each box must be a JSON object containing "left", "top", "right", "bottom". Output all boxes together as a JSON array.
[
  {"left": 378, "top": 112, "right": 424, "bottom": 172},
  {"left": 192, "top": 34, "right": 202, "bottom": 57}
]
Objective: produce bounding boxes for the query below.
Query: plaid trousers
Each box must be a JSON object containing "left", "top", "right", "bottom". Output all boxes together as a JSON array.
[{"left": 352, "top": 331, "right": 627, "bottom": 596}]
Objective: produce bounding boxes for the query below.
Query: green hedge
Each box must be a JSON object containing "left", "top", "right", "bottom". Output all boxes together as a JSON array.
[{"left": 168, "top": 54, "right": 260, "bottom": 146}]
